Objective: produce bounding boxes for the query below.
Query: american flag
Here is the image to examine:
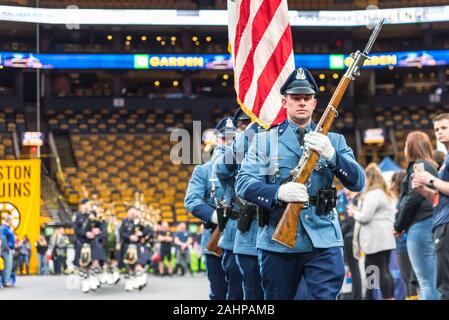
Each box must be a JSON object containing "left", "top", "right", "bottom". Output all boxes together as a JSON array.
[{"left": 228, "top": 0, "right": 295, "bottom": 128}]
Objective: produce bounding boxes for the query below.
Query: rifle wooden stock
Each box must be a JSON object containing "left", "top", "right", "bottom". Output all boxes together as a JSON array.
[
  {"left": 272, "top": 76, "right": 351, "bottom": 248},
  {"left": 206, "top": 226, "right": 223, "bottom": 257}
]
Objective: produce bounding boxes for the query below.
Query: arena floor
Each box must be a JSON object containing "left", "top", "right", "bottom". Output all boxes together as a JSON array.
[{"left": 0, "top": 274, "right": 209, "bottom": 300}]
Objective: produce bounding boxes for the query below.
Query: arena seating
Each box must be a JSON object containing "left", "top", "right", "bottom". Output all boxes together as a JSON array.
[
  {"left": 58, "top": 133, "right": 196, "bottom": 223},
  {"left": 0, "top": 133, "right": 15, "bottom": 160},
  {"left": 46, "top": 107, "right": 192, "bottom": 133},
  {"left": 49, "top": 107, "right": 198, "bottom": 224},
  {"left": 373, "top": 104, "right": 447, "bottom": 163}
]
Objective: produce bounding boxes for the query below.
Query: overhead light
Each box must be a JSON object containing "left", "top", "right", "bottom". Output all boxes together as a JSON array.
[
  {"left": 195, "top": 41, "right": 200, "bottom": 46},
  {"left": 106, "top": 35, "right": 113, "bottom": 41},
  {"left": 206, "top": 36, "right": 212, "bottom": 42},
  {"left": 156, "top": 36, "right": 162, "bottom": 41},
  {"left": 171, "top": 41, "right": 176, "bottom": 46},
  {"left": 171, "top": 36, "right": 177, "bottom": 41},
  {"left": 173, "top": 81, "right": 179, "bottom": 87},
  {"left": 319, "top": 86, "right": 325, "bottom": 92},
  {"left": 154, "top": 81, "right": 160, "bottom": 86},
  {"left": 0, "top": 65, "right": 4, "bottom": 69},
  {"left": 223, "top": 74, "right": 229, "bottom": 80},
  {"left": 388, "top": 65, "right": 394, "bottom": 70},
  {"left": 222, "top": 81, "right": 227, "bottom": 87},
  {"left": 141, "top": 36, "right": 147, "bottom": 41},
  {"left": 161, "top": 41, "right": 166, "bottom": 46},
  {"left": 192, "top": 36, "right": 198, "bottom": 42},
  {"left": 125, "top": 41, "right": 130, "bottom": 46},
  {"left": 319, "top": 74, "right": 325, "bottom": 80},
  {"left": 332, "top": 73, "right": 339, "bottom": 79},
  {"left": 126, "top": 36, "right": 132, "bottom": 41}
]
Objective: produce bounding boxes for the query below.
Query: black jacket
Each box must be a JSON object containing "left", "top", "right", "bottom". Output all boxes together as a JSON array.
[{"left": 395, "top": 159, "right": 438, "bottom": 232}]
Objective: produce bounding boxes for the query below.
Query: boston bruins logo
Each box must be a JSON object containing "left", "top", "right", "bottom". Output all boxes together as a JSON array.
[{"left": 0, "top": 202, "right": 21, "bottom": 230}]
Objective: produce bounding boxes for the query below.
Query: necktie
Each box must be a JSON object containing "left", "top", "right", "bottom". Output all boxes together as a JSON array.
[{"left": 295, "top": 127, "right": 305, "bottom": 146}]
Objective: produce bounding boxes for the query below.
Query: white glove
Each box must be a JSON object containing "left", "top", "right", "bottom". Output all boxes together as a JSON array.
[
  {"left": 210, "top": 210, "right": 218, "bottom": 224},
  {"left": 277, "top": 182, "right": 309, "bottom": 203},
  {"left": 304, "top": 132, "right": 335, "bottom": 162}
]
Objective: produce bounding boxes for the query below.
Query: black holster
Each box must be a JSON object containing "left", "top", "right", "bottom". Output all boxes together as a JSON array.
[
  {"left": 217, "top": 205, "right": 228, "bottom": 232},
  {"left": 237, "top": 204, "right": 257, "bottom": 233},
  {"left": 257, "top": 206, "right": 269, "bottom": 228},
  {"left": 315, "top": 187, "right": 337, "bottom": 216}
]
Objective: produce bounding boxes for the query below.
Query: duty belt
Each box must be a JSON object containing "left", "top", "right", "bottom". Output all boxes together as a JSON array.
[{"left": 225, "top": 208, "right": 240, "bottom": 220}]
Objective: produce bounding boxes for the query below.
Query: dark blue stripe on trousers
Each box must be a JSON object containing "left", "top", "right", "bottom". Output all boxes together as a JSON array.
[
  {"left": 236, "top": 253, "right": 264, "bottom": 300},
  {"left": 222, "top": 249, "right": 244, "bottom": 300},
  {"left": 205, "top": 254, "right": 227, "bottom": 300}
]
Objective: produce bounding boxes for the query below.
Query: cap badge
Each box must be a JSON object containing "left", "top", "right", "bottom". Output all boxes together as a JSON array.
[{"left": 295, "top": 68, "right": 306, "bottom": 80}]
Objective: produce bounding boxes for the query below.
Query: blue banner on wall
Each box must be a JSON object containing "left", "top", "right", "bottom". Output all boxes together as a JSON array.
[{"left": 1, "top": 50, "right": 449, "bottom": 70}]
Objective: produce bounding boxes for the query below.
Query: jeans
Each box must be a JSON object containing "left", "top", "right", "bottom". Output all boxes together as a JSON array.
[
  {"left": 407, "top": 218, "right": 440, "bottom": 300},
  {"left": 37, "top": 253, "right": 49, "bottom": 275},
  {"left": 1, "top": 250, "right": 13, "bottom": 285},
  {"left": 18, "top": 254, "right": 30, "bottom": 275}
]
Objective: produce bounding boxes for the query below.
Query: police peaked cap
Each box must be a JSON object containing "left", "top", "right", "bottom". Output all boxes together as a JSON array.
[
  {"left": 215, "top": 116, "right": 236, "bottom": 136},
  {"left": 280, "top": 67, "right": 318, "bottom": 95},
  {"left": 233, "top": 108, "right": 251, "bottom": 123}
]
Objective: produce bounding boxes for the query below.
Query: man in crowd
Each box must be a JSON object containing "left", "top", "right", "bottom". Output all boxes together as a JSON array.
[
  {"left": 174, "top": 222, "right": 193, "bottom": 276},
  {"left": 412, "top": 113, "right": 449, "bottom": 300},
  {"left": 1, "top": 215, "right": 15, "bottom": 288}
]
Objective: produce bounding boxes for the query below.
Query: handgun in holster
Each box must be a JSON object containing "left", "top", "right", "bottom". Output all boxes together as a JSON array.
[
  {"left": 216, "top": 203, "right": 228, "bottom": 232},
  {"left": 237, "top": 204, "right": 257, "bottom": 233},
  {"left": 315, "top": 187, "right": 337, "bottom": 216},
  {"left": 257, "top": 205, "right": 269, "bottom": 228}
]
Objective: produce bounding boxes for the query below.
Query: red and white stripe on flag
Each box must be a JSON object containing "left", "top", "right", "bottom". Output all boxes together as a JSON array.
[{"left": 228, "top": 0, "right": 295, "bottom": 129}]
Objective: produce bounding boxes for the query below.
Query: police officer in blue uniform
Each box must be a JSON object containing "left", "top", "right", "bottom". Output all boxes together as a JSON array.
[
  {"left": 236, "top": 67, "right": 365, "bottom": 300},
  {"left": 215, "top": 110, "right": 265, "bottom": 300},
  {"left": 73, "top": 198, "right": 107, "bottom": 293},
  {"left": 212, "top": 116, "right": 245, "bottom": 300},
  {"left": 184, "top": 137, "right": 228, "bottom": 300}
]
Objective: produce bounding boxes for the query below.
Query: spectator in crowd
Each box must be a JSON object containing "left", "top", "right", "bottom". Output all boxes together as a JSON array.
[
  {"left": 36, "top": 235, "right": 49, "bottom": 275},
  {"left": 347, "top": 163, "right": 396, "bottom": 300},
  {"left": 157, "top": 222, "right": 173, "bottom": 276},
  {"left": 50, "top": 227, "right": 69, "bottom": 275},
  {"left": 18, "top": 236, "right": 31, "bottom": 275},
  {"left": 390, "top": 170, "right": 419, "bottom": 300},
  {"left": 1, "top": 215, "right": 15, "bottom": 287},
  {"left": 192, "top": 225, "right": 203, "bottom": 273},
  {"left": 0, "top": 226, "right": 3, "bottom": 288},
  {"left": 413, "top": 113, "right": 449, "bottom": 300},
  {"left": 174, "top": 222, "right": 193, "bottom": 276},
  {"left": 337, "top": 188, "right": 363, "bottom": 300},
  {"left": 395, "top": 131, "right": 440, "bottom": 300}
]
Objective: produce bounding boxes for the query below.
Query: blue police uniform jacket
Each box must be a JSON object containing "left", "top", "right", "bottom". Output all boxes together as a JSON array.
[
  {"left": 236, "top": 119, "right": 365, "bottom": 253},
  {"left": 215, "top": 123, "right": 264, "bottom": 256},
  {"left": 184, "top": 156, "right": 226, "bottom": 255}
]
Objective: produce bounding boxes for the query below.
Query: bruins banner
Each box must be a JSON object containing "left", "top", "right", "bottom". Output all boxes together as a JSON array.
[{"left": 0, "top": 160, "right": 40, "bottom": 274}]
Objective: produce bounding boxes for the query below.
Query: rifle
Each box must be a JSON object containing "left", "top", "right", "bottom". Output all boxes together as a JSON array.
[
  {"left": 205, "top": 199, "right": 224, "bottom": 257},
  {"left": 272, "top": 19, "right": 384, "bottom": 248}
]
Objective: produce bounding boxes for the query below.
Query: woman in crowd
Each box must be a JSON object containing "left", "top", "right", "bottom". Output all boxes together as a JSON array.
[
  {"left": 347, "top": 163, "right": 396, "bottom": 300},
  {"left": 391, "top": 171, "right": 419, "bottom": 300},
  {"left": 36, "top": 235, "right": 49, "bottom": 275},
  {"left": 394, "top": 131, "right": 440, "bottom": 300},
  {"left": 18, "top": 236, "right": 31, "bottom": 275}
]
